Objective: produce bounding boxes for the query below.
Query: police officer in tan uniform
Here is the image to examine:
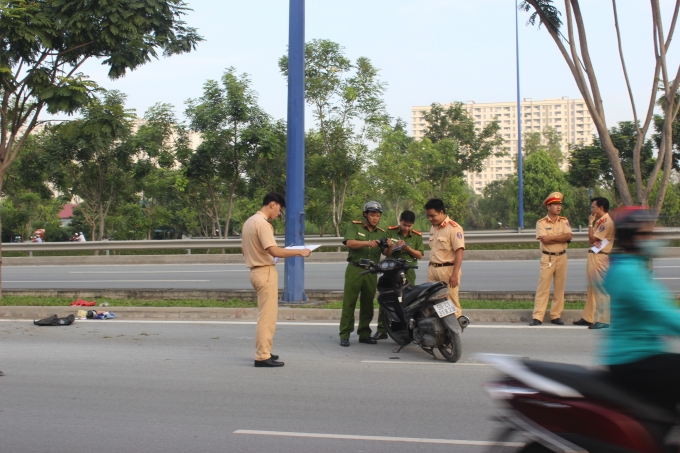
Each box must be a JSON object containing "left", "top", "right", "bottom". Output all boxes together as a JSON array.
[
  {"left": 530, "top": 192, "right": 573, "bottom": 326},
  {"left": 242, "top": 192, "right": 312, "bottom": 367},
  {"left": 425, "top": 198, "right": 465, "bottom": 318},
  {"left": 574, "top": 197, "right": 615, "bottom": 329}
]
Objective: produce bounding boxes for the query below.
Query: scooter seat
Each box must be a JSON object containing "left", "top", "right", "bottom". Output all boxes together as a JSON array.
[
  {"left": 402, "top": 282, "right": 439, "bottom": 305},
  {"left": 523, "top": 359, "right": 678, "bottom": 425}
]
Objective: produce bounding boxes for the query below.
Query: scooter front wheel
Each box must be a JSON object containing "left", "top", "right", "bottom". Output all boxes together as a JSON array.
[{"left": 438, "top": 326, "right": 462, "bottom": 363}]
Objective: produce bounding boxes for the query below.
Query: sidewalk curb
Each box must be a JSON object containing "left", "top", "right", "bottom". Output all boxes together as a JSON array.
[{"left": 0, "top": 306, "right": 585, "bottom": 324}]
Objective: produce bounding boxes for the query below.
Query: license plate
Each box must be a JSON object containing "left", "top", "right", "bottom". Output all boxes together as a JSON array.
[{"left": 433, "top": 300, "right": 457, "bottom": 318}]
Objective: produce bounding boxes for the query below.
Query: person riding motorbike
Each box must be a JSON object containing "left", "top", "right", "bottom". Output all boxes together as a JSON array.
[{"left": 602, "top": 206, "right": 680, "bottom": 414}]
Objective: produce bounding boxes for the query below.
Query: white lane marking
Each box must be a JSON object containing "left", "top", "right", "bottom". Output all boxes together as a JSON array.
[
  {"left": 654, "top": 278, "right": 680, "bottom": 280},
  {"left": 469, "top": 325, "right": 586, "bottom": 329},
  {"left": 2, "top": 279, "right": 210, "bottom": 283},
  {"left": 0, "top": 319, "right": 596, "bottom": 329},
  {"left": 655, "top": 266, "right": 680, "bottom": 268},
  {"left": 68, "top": 270, "right": 247, "bottom": 274},
  {"left": 361, "top": 360, "right": 490, "bottom": 366},
  {"left": 233, "top": 429, "right": 524, "bottom": 447}
]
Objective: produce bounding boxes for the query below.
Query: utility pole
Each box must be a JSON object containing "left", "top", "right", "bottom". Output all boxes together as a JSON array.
[
  {"left": 516, "top": 0, "right": 524, "bottom": 229},
  {"left": 282, "top": 0, "right": 306, "bottom": 302}
]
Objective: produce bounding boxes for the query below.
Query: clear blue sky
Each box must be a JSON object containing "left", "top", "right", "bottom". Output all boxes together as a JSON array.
[{"left": 79, "top": 1, "right": 680, "bottom": 133}]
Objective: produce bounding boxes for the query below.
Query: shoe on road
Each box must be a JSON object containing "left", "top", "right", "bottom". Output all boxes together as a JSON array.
[
  {"left": 573, "top": 318, "right": 593, "bottom": 326},
  {"left": 372, "top": 332, "right": 388, "bottom": 340},
  {"left": 254, "top": 357, "right": 284, "bottom": 367},
  {"left": 529, "top": 319, "right": 542, "bottom": 326},
  {"left": 550, "top": 318, "right": 565, "bottom": 326},
  {"left": 358, "top": 337, "right": 377, "bottom": 344},
  {"left": 589, "top": 322, "right": 610, "bottom": 330},
  {"left": 340, "top": 339, "right": 350, "bottom": 347}
]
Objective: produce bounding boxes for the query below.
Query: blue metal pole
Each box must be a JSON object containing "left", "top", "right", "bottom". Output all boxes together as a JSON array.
[
  {"left": 515, "top": 0, "right": 524, "bottom": 230},
  {"left": 282, "top": 0, "right": 306, "bottom": 302}
]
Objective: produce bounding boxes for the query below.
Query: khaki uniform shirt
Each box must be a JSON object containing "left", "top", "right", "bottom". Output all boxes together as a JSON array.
[
  {"left": 428, "top": 216, "right": 465, "bottom": 264},
  {"left": 343, "top": 221, "right": 387, "bottom": 263},
  {"left": 536, "top": 215, "right": 572, "bottom": 253},
  {"left": 387, "top": 227, "right": 425, "bottom": 264},
  {"left": 242, "top": 211, "right": 277, "bottom": 268},
  {"left": 593, "top": 213, "right": 615, "bottom": 253}
]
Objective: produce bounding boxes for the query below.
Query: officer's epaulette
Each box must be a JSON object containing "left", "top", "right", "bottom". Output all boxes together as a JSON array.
[
  {"left": 375, "top": 226, "right": 385, "bottom": 232},
  {"left": 537, "top": 217, "right": 547, "bottom": 223},
  {"left": 559, "top": 216, "right": 569, "bottom": 221},
  {"left": 352, "top": 220, "right": 362, "bottom": 224},
  {"left": 412, "top": 230, "right": 422, "bottom": 236},
  {"left": 388, "top": 225, "right": 399, "bottom": 230},
  {"left": 447, "top": 220, "right": 459, "bottom": 228}
]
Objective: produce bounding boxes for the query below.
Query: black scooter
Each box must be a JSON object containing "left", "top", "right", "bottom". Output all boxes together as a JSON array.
[{"left": 359, "top": 257, "right": 470, "bottom": 362}]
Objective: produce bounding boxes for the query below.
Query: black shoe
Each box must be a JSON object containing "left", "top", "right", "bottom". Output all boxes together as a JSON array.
[
  {"left": 372, "top": 332, "right": 388, "bottom": 340},
  {"left": 529, "top": 319, "right": 542, "bottom": 326},
  {"left": 358, "top": 337, "right": 377, "bottom": 344},
  {"left": 573, "top": 318, "right": 593, "bottom": 326},
  {"left": 254, "top": 357, "right": 284, "bottom": 367},
  {"left": 270, "top": 353, "right": 279, "bottom": 360},
  {"left": 589, "top": 322, "right": 610, "bottom": 330},
  {"left": 550, "top": 318, "right": 564, "bottom": 326},
  {"left": 340, "top": 338, "right": 350, "bottom": 347}
]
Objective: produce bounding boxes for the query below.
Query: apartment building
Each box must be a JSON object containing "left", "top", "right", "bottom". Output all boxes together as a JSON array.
[{"left": 411, "top": 98, "right": 594, "bottom": 194}]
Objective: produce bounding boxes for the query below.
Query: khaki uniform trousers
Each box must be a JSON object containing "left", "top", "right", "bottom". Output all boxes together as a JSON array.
[
  {"left": 250, "top": 266, "right": 278, "bottom": 361},
  {"left": 427, "top": 266, "right": 462, "bottom": 317},
  {"left": 533, "top": 253, "right": 567, "bottom": 321},
  {"left": 582, "top": 253, "right": 610, "bottom": 324}
]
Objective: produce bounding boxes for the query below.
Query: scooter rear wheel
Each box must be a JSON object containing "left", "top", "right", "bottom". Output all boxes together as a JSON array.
[{"left": 438, "top": 326, "right": 462, "bottom": 363}]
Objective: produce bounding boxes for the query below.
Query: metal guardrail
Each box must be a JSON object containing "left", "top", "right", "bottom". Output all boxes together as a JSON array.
[{"left": 3, "top": 229, "right": 680, "bottom": 252}]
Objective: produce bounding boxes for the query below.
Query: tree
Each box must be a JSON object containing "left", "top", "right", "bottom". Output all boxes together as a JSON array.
[
  {"left": 279, "top": 39, "right": 388, "bottom": 236},
  {"left": 369, "top": 120, "right": 423, "bottom": 221},
  {"left": 0, "top": 0, "right": 202, "bottom": 295},
  {"left": 43, "top": 91, "right": 136, "bottom": 241},
  {"left": 567, "top": 121, "right": 656, "bottom": 202},
  {"left": 523, "top": 126, "right": 564, "bottom": 166},
  {"left": 184, "top": 68, "right": 268, "bottom": 238},
  {"left": 520, "top": 0, "right": 679, "bottom": 211}
]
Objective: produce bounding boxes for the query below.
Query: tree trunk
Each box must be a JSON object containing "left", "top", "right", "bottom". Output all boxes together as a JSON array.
[
  {"left": 205, "top": 180, "right": 222, "bottom": 239},
  {"left": 0, "top": 179, "right": 4, "bottom": 299}
]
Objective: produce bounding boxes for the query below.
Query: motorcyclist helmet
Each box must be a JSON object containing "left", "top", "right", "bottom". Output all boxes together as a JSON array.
[
  {"left": 363, "top": 201, "right": 383, "bottom": 213},
  {"left": 612, "top": 206, "right": 657, "bottom": 252}
]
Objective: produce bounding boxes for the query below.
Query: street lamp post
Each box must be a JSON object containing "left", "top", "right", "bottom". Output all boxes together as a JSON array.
[
  {"left": 282, "top": 0, "right": 306, "bottom": 302},
  {"left": 515, "top": 0, "right": 524, "bottom": 230}
]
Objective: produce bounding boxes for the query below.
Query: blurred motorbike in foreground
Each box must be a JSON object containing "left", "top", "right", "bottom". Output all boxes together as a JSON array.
[{"left": 479, "top": 354, "right": 680, "bottom": 453}]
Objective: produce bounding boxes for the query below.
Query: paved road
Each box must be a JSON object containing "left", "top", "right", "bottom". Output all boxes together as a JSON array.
[
  {"left": 3, "top": 258, "right": 680, "bottom": 292},
  {"left": 1, "top": 320, "right": 602, "bottom": 453}
]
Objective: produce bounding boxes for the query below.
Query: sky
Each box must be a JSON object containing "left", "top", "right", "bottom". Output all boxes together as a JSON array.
[{"left": 76, "top": 1, "right": 680, "bottom": 135}]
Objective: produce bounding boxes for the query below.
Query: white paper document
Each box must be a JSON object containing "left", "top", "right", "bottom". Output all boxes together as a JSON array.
[
  {"left": 590, "top": 238, "right": 609, "bottom": 254},
  {"left": 285, "top": 244, "right": 322, "bottom": 251}
]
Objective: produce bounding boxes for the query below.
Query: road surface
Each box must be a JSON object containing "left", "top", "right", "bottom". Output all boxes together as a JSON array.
[{"left": 1, "top": 319, "right": 604, "bottom": 453}]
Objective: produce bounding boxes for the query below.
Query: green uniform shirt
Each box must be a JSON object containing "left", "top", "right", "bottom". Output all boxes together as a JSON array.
[
  {"left": 343, "top": 221, "right": 387, "bottom": 263},
  {"left": 386, "top": 227, "right": 425, "bottom": 264}
]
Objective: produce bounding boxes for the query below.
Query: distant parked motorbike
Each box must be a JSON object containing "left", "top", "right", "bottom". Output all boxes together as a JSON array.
[
  {"left": 479, "top": 353, "right": 680, "bottom": 453},
  {"left": 359, "top": 257, "right": 469, "bottom": 362}
]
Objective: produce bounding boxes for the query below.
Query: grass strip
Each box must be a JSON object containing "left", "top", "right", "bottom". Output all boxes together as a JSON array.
[{"left": 0, "top": 296, "right": 586, "bottom": 310}]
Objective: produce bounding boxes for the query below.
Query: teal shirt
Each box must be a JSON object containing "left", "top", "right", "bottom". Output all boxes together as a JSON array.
[
  {"left": 600, "top": 254, "right": 680, "bottom": 366},
  {"left": 343, "top": 221, "right": 387, "bottom": 263}
]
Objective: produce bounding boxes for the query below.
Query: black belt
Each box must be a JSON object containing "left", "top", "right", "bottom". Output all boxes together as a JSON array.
[
  {"left": 588, "top": 250, "right": 609, "bottom": 255},
  {"left": 429, "top": 262, "right": 454, "bottom": 267},
  {"left": 348, "top": 261, "right": 363, "bottom": 267},
  {"left": 542, "top": 251, "right": 566, "bottom": 256}
]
